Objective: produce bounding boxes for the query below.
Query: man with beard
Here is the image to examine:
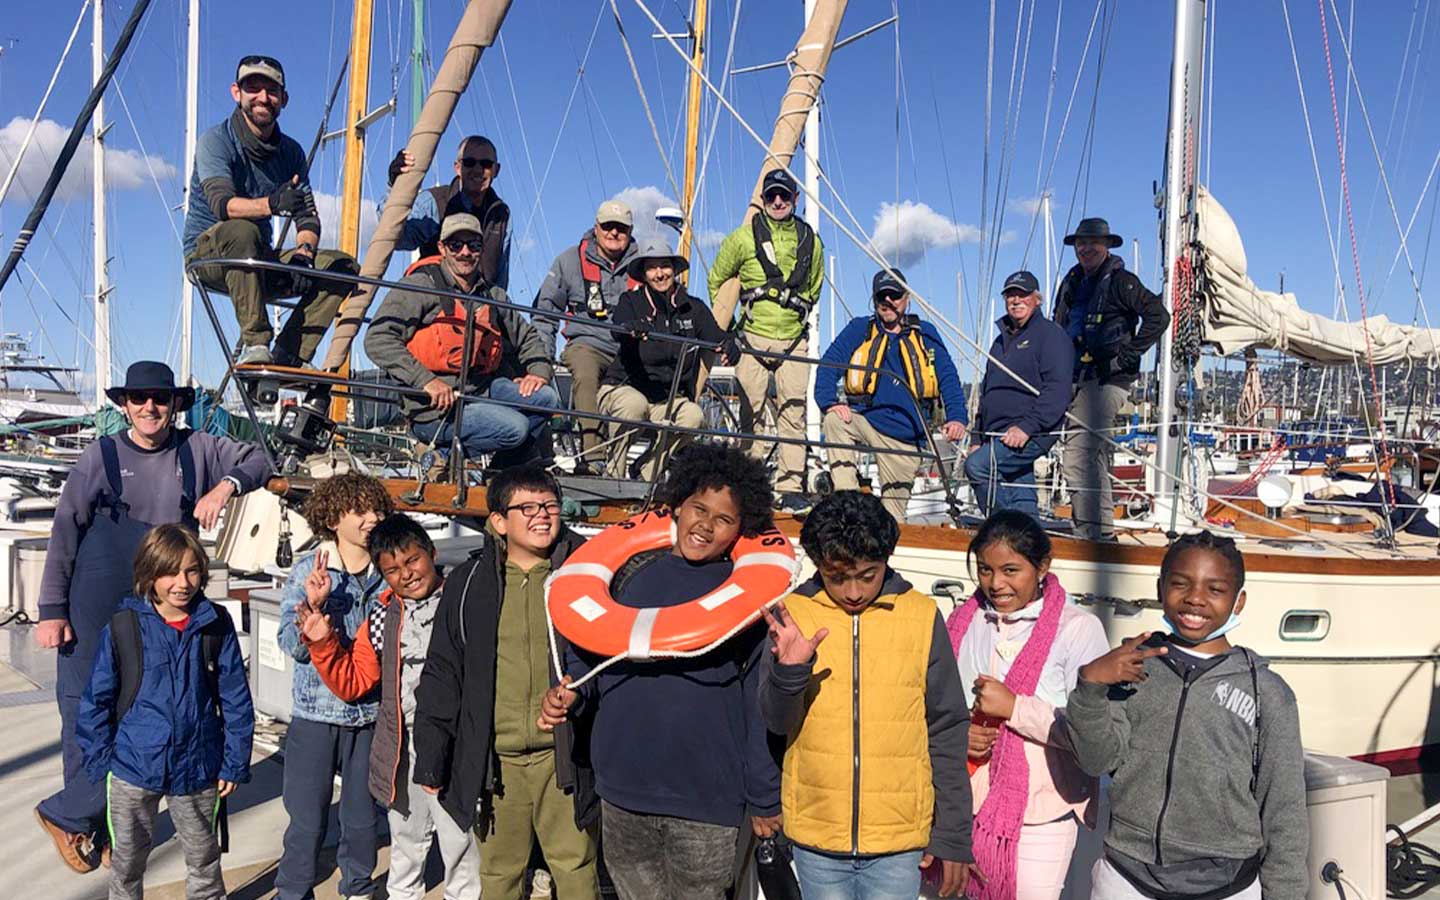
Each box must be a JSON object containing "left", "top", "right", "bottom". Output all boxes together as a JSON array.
[{"left": 183, "top": 56, "right": 359, "bottom": 367}]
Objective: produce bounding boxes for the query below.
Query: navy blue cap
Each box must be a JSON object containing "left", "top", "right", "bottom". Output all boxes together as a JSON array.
[
  {"left": 762, "top": 168, "right": 798, "bottom": 199},
  {"left": 872, "top": 268, "right": 907, "bottom": 299},
  {"left": 1001, "top": 270, "right": 1040, "bottom": 295}
]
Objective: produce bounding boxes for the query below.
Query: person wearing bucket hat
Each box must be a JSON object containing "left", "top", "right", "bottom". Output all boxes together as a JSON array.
[
  {"left": 384, "top": 135, "right": 512, "bottom": 287},
  {"left": 184, "top": 55, "right": 360, "bottom": 367},
  {"left": 708, "top": 168, "right": 826, "bottom": 510},
  {"left": 597, "top": 237, "right": 736, "bottom": 479},
  {"left": 32, "top": 361, "right": 270, "bottom": 872},
  {"left": 533, "top": 199, "right": 642, "bottom": 474},
  {"left": 815, "top": 269, "right": 969, "bottom": 522},
  {"left": 1052, "top": 217, "right": 1169, "bottom": 540},
  {"left": 964, "top": 271, "right": 1074, "bottom": 516},
  {"left": 366, "top": 214, "right": 561, "bottom": 470}
]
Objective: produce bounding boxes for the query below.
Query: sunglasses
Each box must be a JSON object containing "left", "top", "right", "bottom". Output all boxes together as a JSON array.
[
  {"left": 459, "top": 157, "right": 497, "bottom": 169},
  {"left": 875, "top": 291, "right": 905, "bottom": 304},
  {"left": 443, "top": 238, "right": 484, "bottom": 254},
  {"left": 597, "top": 221, "right": 632, "bottom": 235},
  {"left": 239, "top": 54, "right": 283, "bottom": 69},
  {"left": 504, "top": 500, "right": 562, "bottom": 518},
  {"left": 126, "top": 390, "right": 175, "bottom": 406},
  {"left": 764, "top": 190, "right": 794, "bottom": 204}
]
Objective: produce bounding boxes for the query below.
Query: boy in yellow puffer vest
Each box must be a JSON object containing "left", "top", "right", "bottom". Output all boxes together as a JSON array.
[{"left": 761, "top": 490, "right": 977, "bottom": 898}]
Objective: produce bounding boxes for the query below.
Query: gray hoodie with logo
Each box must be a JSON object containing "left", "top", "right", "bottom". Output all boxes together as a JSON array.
[
  {"left": 1065, "top": 643, "right": 1309, "bottom": 900},
  {"left": 532, "top": 229, "right": 640, "bottom": 358}
]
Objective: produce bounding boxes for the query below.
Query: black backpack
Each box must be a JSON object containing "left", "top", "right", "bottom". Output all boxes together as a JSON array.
[{"left": 110, "top": 605, "right": 233, "bottom": 722}]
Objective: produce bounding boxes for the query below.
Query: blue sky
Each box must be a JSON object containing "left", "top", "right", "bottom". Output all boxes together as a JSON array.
[{"left": 0, "top": 0, "right": 1436, "bottom": 391}]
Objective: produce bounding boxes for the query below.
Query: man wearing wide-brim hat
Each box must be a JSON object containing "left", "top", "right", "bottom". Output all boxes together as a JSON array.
[
  {"left": 1052, "top": 217, "right": 1169, "bottom": 540},
  {"left": 597, "top": 237, "right": 736, "bottom": 479},
  {"left": 32, "top": 361, "right": 271, "bottom": 872}
]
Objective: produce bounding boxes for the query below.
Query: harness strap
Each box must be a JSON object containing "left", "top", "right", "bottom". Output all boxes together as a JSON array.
[
  {"left": 98, "top": 437, "right": 126, "bottom": 517},
  {"left": 176, "top": 431, "right": 199, "bottom": 529}
]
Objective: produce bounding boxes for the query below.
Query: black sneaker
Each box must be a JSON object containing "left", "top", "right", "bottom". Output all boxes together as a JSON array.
[{"left": 774, "top": 494, "right": 813, "bottom": 516}]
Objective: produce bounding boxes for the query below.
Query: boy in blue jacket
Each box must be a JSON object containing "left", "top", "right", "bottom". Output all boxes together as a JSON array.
[
  {"left": 77, "top": 523, "right": 254, "bottom": 900},
  {"left": 817, "top": 268, "right": 968, "bottom": 522}
]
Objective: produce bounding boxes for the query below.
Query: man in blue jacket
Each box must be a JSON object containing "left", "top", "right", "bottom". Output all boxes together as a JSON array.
[
  {"left": 817, "top": 269, "right": 967, "bottom": 522},
  {"left": 964, "top": 270, "right": 1074, "bottom": 516}
]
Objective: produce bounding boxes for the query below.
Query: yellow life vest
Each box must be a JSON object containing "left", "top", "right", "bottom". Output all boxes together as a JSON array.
[{"left": 843, "top": 318, "right": 940, "bottom": 405}]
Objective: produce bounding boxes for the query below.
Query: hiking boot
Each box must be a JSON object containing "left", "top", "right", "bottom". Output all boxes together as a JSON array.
[
  {"left": 236, "top": 344, "right": 273, "bottom": 366},
  {"left": 34, "top": 808, "right": 98, "bottom": 874},
  {"left": 774, "top": 494, "right": 813, "bottom": 516}
]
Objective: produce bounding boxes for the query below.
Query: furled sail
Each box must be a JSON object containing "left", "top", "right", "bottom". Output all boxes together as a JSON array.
[{"left": 1197, "top": 188, "right": 1440, "bottom": 366}]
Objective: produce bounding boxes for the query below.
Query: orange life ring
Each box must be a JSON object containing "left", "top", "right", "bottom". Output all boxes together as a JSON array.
[{"left": 546, "top": 509, "right": 799, "bottom": 659}]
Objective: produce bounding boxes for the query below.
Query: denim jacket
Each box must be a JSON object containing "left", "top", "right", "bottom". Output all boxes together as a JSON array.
[{"left": 278, "top": 544, "right": 383, "bottom": 726}]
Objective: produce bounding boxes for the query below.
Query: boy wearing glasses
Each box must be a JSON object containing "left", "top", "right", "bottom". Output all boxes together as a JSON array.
[
  {"left": 709, "top": 168, "right": 826, "bottom": 513},
  {"left": 413, "top": 465, "right": 601, "bottom": 900},
  {"left": 533, "top": 199, "right": 641, "bottom": 475},
  {"left": 183, "top": 55, "right": 359, "bottom": 367},
  {"left": 386, "top": 135, "right": 512, "bottom": 289},
  {"left": 365, "top": 214, "right": 561, "bottom": 469}
]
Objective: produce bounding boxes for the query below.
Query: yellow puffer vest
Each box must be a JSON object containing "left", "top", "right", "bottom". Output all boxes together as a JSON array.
[{"left": 779, "top": 582, "right": 938, "bottom": 855}]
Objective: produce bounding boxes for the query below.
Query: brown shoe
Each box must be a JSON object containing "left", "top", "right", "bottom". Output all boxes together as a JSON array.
[
  {"left": 100, "top": 844, "right": 111, "bottom": 869},
  {"left": 33, "top": 807, "right": 98, "bottom": 874}
]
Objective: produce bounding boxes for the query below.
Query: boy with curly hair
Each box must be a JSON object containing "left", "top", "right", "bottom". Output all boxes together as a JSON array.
[
  {"left": 540, "top": 443, "right": 783, "bottom": 900},
  {"left": 276, "top": 472, "right": 395, "bottom": 900},
  {"left": 760, "top": 490, "right": 976, "bottom": 898}
]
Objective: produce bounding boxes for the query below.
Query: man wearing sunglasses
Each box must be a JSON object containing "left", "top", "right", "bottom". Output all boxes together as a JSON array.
[
  {"left": 33, "top": 361, "right": 270, "bottom": 872},
  {"left": 816, "top": 269, "right": 968, "bottom": 522},
  {"left": 385, "top": 135, "right": 511, "bottom": 289},
  {"left": 709, "top": 168, "right": 826, "bottom": 513},
  {"left": 183, "top": 55, "right": 359, "bottom": 367},
  {"left": 532, "top": 200, "right": 640, "bottom": 475},
  {"left": 366, "top": 214, "right": 560, "bottom": 469}
]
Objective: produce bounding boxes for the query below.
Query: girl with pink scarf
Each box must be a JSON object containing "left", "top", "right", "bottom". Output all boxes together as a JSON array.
[{"left": 946, "top": 511, "right": 1110, "bottom": 900}]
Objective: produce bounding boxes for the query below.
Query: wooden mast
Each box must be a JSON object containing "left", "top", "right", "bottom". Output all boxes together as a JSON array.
[
  {"left": 328, "top": 0, "right": 377, "bottom": 423},
  {"left": 677, "top": 0, "right": 707, "bottom": 264}
]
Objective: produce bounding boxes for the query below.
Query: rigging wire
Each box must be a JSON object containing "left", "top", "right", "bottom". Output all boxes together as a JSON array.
[
  {"left": 606, "top": 0, "right": 684, "bottom": 202},
  {"left": 976, "top": 0, "right": 995, "bottom": 313},
  {"left": 497, "top": 32, "right": 558, "bottom": 281},
  {"left": 689, "top": 0, "right": 743, "bottom": 247},
  {"left": 981, "top": 0, "right": 1037, "bottom": 304},
  {"left": 1033, "top": 0, "right": 1064, "bottom": 194},
  {"left": 109, "top": 78, "right": 183, "bottom": 247}
]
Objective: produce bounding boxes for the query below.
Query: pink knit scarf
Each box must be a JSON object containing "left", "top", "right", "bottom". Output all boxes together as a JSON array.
[{"left": 945, "top": 573, "right": 1067, "bottom": 900}]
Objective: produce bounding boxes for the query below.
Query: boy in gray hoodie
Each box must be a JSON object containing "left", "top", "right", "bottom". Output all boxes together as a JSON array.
[{"left": 1066, "top": 532, "right": 1308, "bottom": 900}]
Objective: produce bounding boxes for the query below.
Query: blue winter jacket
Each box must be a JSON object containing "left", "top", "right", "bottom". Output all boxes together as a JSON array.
[
  {"left": 974, "top": 312, "right": 1075, "bottom": 452},
  {"left": 816, "top": 315, "right": 969, "bottom": 445},
  {"left": 77, "top": 595, "right": 254, "bottom": 795},
  {"left": 278, "top": 545, "right": 383, "bottom": 726}
]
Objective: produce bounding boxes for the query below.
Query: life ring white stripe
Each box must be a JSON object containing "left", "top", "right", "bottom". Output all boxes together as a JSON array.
[
  {"left": 569, "top": 595, "right": 609, "bottom": 623},
  {"left": 698, "top": 582, "right": 746, "bottom": 611},
  {"left": 731, "top": 552, "right": 798, "bottom": 573},
  {"left": 628, "top": 607, "right": 660, "bottom": 659},
  {"left": 553, "top": 562, "right": 617, "bottom": 585}
]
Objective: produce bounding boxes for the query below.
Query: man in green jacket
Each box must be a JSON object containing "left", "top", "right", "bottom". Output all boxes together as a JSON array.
[{"left": 708, "top": 168, "right": 825, "bottom": 513}]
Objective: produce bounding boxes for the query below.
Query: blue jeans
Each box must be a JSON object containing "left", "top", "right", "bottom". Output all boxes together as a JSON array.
[
  {"left": 792, "top": 846, "right": 924, "bottom": 900},
  {"left": 275, "top": 718, "right": 380, "bottom": 900},
  {"left": 963, "top": 436, "right": 1049, "bottom": 517},
  {"left": 411, "top": 379, "right": 560, "bottom": 460}
]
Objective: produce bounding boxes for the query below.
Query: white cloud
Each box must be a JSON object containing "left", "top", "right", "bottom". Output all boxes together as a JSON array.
[
  {"left": 1009, "top": 196, "right": 1044, "bottom": 216},
  {"left": 608, "top": 185, "right": 680, "bottom": 244},
  {"left": 0, "top": 116, "right": 178, "bottom": 204},
  {"left": 869, "top": 200, "right": 981, "bottom": 266},
  {"left": 695, "top": 229, "right": 726, "bottom": 252},
  {"left": 311, "top": 191, "right": 380, "bottom": 250}
]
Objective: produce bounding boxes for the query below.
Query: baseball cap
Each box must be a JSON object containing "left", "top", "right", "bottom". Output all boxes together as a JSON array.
[
  {"left": 872, "top": 268, "right": 907, "bottom": 298},
  {"left": 762, "top": 168, "right": 798, "bottom": 199},
  {"left": 440, "top": 213, "right": 483, "bottom": 241},
  {"left": 1001, "top": 270, "right": 1040, "bottom": 295},
  {"left": 236, "top": 55, "right": 285, "bottom": 89},
  {"left": 595, "top": 200, "right": 633, "bottom": 227}
]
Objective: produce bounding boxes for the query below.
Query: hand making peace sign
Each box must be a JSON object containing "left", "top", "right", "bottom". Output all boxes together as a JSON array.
[{"left": 1078, "top": 631, "right": 1169, "bottom": 686}]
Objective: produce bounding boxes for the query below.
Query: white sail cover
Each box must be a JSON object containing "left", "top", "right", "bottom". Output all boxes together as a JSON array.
[{"left": 1198, "top": 188, "right": 1440, "bottom": 366}]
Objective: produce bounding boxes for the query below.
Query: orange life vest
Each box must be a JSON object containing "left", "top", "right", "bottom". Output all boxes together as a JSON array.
[
  {"left": 403, "top": 256, "right": 504, "bottom": 376},
  {"left": 577, "top": 238, "right": 639, "bottom": 319}
]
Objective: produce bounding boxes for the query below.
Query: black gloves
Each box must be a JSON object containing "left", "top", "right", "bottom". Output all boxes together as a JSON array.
[
  {"left": 288, "top": 251, "right": 315, "bottom": 296},
  {"left": 387, "top": 150, "right": 407, "bottom": 187},
  {"left": 268, "top": 179, "right": 314, "bottom": 217},
  {"left": 719, "top": 336, "right": 741, "bottom": 365}
]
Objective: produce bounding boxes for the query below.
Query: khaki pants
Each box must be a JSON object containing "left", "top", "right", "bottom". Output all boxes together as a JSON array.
[
  {"left": 1060, "top": 379, "right": 1129, "bottom": 539},
  {"left": 735, "top": 333, "right": 809, "bottom": 493},
  {"left": 478, "top": 749, "right": 599, "bottom": 900},
  {"left": 187, "top": 219, "right": 357, "bottom": 363},
  {"left": 597, "top": 384, "right": 703, "bottom": 480},
  {"left": 561, "top": 342, "right": 615, "bottom": 466},
  {"left": 822, "top": 408, "right": 922, "bottom": 522}
]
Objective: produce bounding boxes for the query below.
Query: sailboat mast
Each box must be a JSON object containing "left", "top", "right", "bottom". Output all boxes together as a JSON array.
[
  {"left": 677, "top": 0, "right": 707, "bottom": 261},
  {"left": 179, "top": 0, "right": 199, "bottom": 387},
  {"left": 328, "top": 0, "right": 377, "bottom": 424},
  {"left": 1152, "top": 0, "right": 1207, "bottom": 526},
  {"left": 411, "top": 0, "right": 425, "bottom": 126},
  {"left": 802, "top": 0, "right": 822, "bottom": 451},
  {"left": 93, "top": 0, "right": 111, "bottom": 405}
]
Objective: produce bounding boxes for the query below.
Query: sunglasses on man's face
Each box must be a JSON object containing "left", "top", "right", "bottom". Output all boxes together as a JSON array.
[
  {"left": 876, "top": 291, "right": 905, "bottom": 305},
  {"left": 764, "top": 190, "right": 794, "bottom": 204},
  {"left": 444, "top": 238, "right": 484, "bottom": 254},
  {"left": 597, "top": 221, "right": 632, "bottom": 235},
  {"left": 126, "top": 390, "right": 175, "bottom": 407},
  {"left": 459, "top": 157, "right": 497, "bottom": 170}
]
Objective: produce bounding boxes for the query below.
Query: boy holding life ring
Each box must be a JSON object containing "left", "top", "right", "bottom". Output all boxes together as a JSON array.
[
  {"left": 760, "top": 490, "right": 979, "bottom": 899},
  {"left": 539, "top": 443, "right": 782, "bottom": 900}
]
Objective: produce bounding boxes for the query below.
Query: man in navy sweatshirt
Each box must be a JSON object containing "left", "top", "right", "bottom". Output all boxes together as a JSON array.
[
  {"left": 964, "top": 270, "right": 1074, "bottom": 516},
  {"left": 816, "top": 269, "right": 968, "bottom": 522}
]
